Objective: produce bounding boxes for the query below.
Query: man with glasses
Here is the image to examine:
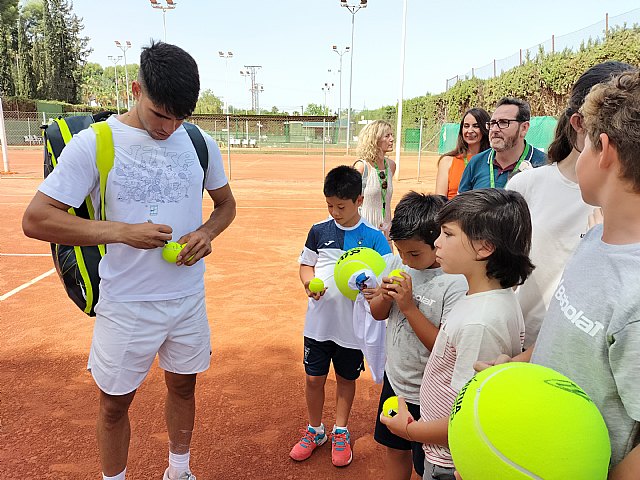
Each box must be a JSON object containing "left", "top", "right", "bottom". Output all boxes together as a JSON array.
[{"left": 458, "top": 97, "right": 546, "bottom": 192}]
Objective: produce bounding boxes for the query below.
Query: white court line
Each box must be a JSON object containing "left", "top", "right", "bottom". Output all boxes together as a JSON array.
[
  {"left": 0, "top": 253, "right": 50, "bottom": 257},
  {"left": 0, "top": 268, "right": 56, "bottom": 301}
]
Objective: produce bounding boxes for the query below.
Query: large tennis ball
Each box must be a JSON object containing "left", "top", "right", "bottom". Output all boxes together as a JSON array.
[
  {"left": 334, "top": 247, "right": 386, "bottom": 300},
  {"left": 449, "top": 363, "right": 610, "bottom": 480}
]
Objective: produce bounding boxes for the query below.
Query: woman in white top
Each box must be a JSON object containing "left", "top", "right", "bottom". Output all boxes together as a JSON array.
[
  {"left": 354, "top": 120, "right": 396, "bottom": 241},
  {"left": 507, "top": 61, "right": 634, "bottom": 349}
]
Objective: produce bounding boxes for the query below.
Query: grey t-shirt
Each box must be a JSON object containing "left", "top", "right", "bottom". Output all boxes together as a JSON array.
[
  {"left": 384, "top": 255, "right": 467, "bottom": 404},
  {"left": 532, "top": 224, "right": 640, "bottom": 468}
]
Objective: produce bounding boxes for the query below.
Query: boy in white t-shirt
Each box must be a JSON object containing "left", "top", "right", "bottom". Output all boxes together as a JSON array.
[{"left": 380, "top": 189, "right": 533, "bottom": 480}]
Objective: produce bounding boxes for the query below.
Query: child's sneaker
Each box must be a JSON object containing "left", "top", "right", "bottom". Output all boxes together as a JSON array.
[
  {"left": 289, "top": 425, "right": 328, "bottom": 461},
  {"left": 162, "top": 468, "right": 196, "bottom": 480},
  {"left": 331, "top": 426, "right": 352, "bottom": 467}
]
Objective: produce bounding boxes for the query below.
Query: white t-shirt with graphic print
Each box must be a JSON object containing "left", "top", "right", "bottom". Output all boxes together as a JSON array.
[{"left": 39, "top": 115, "right": 228, "bottom": 302}]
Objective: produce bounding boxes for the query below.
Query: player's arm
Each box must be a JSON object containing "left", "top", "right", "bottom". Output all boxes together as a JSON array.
[
  {"left": 474, "top": 345, "right": 533, "bottom": 372},
  {"left": 300, "top": 264, "right": 324, "bottom": 300},
  {"left": 22, "top": 191, "right": 172, "bottom": 248},
  {"left": 368, "top": 287, "right": 393, "bottom": 320},
  {"left": 435, "top": 156, "right": 453, "bottom": 197},
  {"left": 178, "top": 183, "right": 237, "bottom": 265},
  {"left": 380, "top": 396, "right": 449, "bottom": 446},
  {"left": 609, "top": 444, "right": 640, "bottom": 480}
]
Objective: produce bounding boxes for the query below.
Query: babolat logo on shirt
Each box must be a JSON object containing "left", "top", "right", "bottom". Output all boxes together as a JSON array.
[{"left": 554, "top": 279, "right": 604, "bottom": 337}]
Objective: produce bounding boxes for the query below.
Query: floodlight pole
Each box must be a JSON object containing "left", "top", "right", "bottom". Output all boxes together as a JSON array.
[
  {"left": 149, "top": 0, "right": 176, "bottom": 41},
  {"left": 108, "top": 55, "right": 123, "bottom": 114},
  {"left": 340, "top": 0, "right": 367, "bottom": 156},
  {"left": 394, "top": 0, "right": 407, "bottom": 179},
  {"left": 115, "top": 40, "right": 132, "bottom": 110},
  {"left": 332, "top": 45, "right": 350, "bottom": 144},
  {"left": 322, "top": 82, "right": 334, "bottom": 178},
  {"left": 219, "top": 51, "right": 233, "bottom": 177},
  {"left": 0, "top": 91, "right": 9, "bottom": 172}
]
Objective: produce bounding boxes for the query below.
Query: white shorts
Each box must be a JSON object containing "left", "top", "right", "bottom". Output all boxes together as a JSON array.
[{"left": 88, "top": 291, "right": 211, "bottom": 395}]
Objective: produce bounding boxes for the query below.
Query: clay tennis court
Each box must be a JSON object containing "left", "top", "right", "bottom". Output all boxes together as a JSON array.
[{"left": 0, "top": 147, "right": 439, "bottom": 479}]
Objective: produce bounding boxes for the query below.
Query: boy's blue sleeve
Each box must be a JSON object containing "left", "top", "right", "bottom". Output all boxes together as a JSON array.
[{"left": 373, "top": 231, "right": 392, "bottom": 255}]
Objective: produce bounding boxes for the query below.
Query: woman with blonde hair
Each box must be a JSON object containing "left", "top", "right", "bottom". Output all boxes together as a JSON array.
[{"left": 354, "top": 120, "right": 396, "bottom": 240}]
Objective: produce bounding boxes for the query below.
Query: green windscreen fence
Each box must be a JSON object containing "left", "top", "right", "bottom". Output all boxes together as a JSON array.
[{"left": 438, "top": 116, "right": 559, "bottom": 154}]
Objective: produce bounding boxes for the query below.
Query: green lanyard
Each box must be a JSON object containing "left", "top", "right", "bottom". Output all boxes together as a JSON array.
[
  {"left": 488, "top": 143, "right": 531, "bottom": 188},
  {"left": 373, "top": 158, "right": 388, "bottom": 219},
  {"left": 463, "top": 155, "right": 469, "bottom": 166}
]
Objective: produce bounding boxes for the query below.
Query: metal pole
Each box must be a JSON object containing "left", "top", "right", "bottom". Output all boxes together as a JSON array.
[
  {"left": 346, "top": 13, "right": 355, "bottom": 155},
  {"left": 394, "top": 0, "right": 408, "bottom": 179},
  {"left": 417, "top": 117, "right": 424, "bottom": 181},
  {"left": 114, "top": 64, "right": 120, "bottom": 114},
  {"left": 226, "top": 114, "right": 231, "bottom": 179},
  {"left": 0, "top": 95, "right": 10, "bottom": 172},
  {"left": 163, "top": 10, "right": 167, "bottom": 41}
]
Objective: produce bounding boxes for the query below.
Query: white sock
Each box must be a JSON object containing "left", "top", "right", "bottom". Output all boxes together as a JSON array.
[
  {"left": 333, "top": 424, "right": 348, "bottom": 432},
  {"left": 168, "top": 451, "right": 190, "bottom": 478},
  {"left": 103, "top": 468, "right": 126, "bottom": 480},
  {"left": 309, "top": 423, "right": 325, "bottom": 434}
]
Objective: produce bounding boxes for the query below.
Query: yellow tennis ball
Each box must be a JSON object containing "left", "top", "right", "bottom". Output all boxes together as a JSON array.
[
  {"left": 309, "top": 278, "right": 325, "bottom": 293},
  {"left": 334, "top": 247, "right": 387, "bottom": 300},
  {"left": 388, "top": 268, "right": 406, "bottom": 284},
  {"left": 382, "top": 396, "right": 399, "bottom": 418},
  {"left": 449, "top": 363, "right": 611, "bottom": 480},
  {"left": 162, "top": 241, "right": 184, "bottom": 263}
]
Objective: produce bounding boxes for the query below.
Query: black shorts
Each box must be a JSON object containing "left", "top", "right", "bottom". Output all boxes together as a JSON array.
[
  {"left": 374, "top": 372, "right": 425, "bottom": 477},
  {"left": 303, "top": 337, "right": 364, "bottom": 380}
]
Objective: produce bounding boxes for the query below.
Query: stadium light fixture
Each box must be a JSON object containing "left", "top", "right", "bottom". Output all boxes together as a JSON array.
[
  {"left": 115, "top": 40, "right": 132, "bottom": 110},
  {"left": 339, "top": 0, "right": 367, "bottom": 155},
  {"left": 149, "top": 0, "right": 176, "bottom": 42},
  {"left": 108, "top": 55, "right": 123, "bottom": 114}
]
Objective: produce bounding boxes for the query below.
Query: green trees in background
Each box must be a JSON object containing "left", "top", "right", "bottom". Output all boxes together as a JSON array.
[
  {"left": 0, "top": 0, "right": 90, "bottom": 103},
  {"left": 360, "top": 27, "right": 640, "bottom": 143}
]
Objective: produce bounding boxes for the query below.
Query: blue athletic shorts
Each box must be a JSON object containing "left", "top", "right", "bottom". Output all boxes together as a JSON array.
[{"left": 303, "top": 336, "right": 364, "bottom": 380}]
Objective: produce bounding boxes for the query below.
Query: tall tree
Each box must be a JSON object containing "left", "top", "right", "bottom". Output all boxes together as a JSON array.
[{"left": 0, "top": 20, "right": 13, "bottom": 95}]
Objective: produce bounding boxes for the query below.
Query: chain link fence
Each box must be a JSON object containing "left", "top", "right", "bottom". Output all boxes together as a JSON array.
[{"left": 446, "top": 8, "right": 640, "bottom": 90}]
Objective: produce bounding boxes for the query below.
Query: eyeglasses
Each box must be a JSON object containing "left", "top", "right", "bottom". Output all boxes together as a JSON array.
[
  {"left": 379, "top": 170, "right": 388, "bottom": 189},
  {"left": 486, "top": 119, "right": 522, "bottom": 130}
]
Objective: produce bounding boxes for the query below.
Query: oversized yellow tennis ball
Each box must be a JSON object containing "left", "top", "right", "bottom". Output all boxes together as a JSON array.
[
  {"left": 308, "top": 278, "right": 325, "bottom": 293},
  {"left": 388, "top": 268, "right": 406, "bottom": 284},
  {"left": 334, "top": 247, "right": 386, "bottom": 300},
  {"left": 449, "top": 363, "right": 610, "bottom": 480},
  {"left": 162, "top": 241, "right": 184, "bottom": 263},
  {"left": 382, "top": 396, "right": 399, "bottom": 418}
]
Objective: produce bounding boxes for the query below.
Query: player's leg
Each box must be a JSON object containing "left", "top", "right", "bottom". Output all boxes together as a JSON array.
[
  {"left": 88, "top": 298, "right": 166, "bottom": 478},
  {"left": 331, "top": 345, "right": 364, "bottom": 467},
  {"left": 158, "top": 291, "right": 210, "bottom": 479},
  {"left": 97, "top": 390, "right": 136, "bottom": 477},
  {"left": 290, "top": 337, "right": 332, "bottom": 461}
]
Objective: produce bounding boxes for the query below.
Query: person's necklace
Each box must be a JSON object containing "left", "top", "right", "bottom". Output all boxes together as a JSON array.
[
  {"left": 487, "top": 142, "right": 531, "bottom": 188},
  {"left": 373, "top": 158, "right": 388, "bottom": 220}
]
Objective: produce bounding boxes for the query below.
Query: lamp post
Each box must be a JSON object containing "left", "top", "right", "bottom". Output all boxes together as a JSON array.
[
  {"left": 115, "top": 40, "right": 132, "bottom": 110},
  {"left": 395, "top": 0, "right": 408, "bottom": 178},
  {"left": 322, "top": 82, "right": 334, "bottom": 177},
  {"left": 240, "top": 66, "right": 262, "bottom": 114},
  {"left": 219, "top": 51, "right": 233, "bottom": 175},
  {"left": 149, "top": 0, "right": 176, "bottom": 41},
  {"left": 339, "top": 0, "right": 367, "bottom": 155},
  {"left": 239, "top": 70, "right": 250, "bottom": 113},
  {"left": 108, "top": 55, "right": 123, "bottom": 114},
  {"left": 218, "top": 51, "right": 233, "bottom": 114},
  {"left": 332, "top": 45, "right": 350, "bottom": 143}
]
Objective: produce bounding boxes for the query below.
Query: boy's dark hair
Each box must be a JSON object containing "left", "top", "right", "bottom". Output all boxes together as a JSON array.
[
  {"left": 390, "top": 192, "right": 447, "bottom": 247},
  {"left": 323, "top": 165, "right": 363, "bottom": 202},
  {"left": 139, "top": 41, "right": 200, "bottom": 119},
  {"left": 495, "top": 97, "right": 531, "bottom": 122},
  {"left": 436, "top": 189, "right": 534, "bottom": 288}
]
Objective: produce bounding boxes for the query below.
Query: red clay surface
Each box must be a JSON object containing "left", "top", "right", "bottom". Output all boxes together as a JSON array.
[{"left": 0, "top": 147, "right": 439, "bottom": 479}]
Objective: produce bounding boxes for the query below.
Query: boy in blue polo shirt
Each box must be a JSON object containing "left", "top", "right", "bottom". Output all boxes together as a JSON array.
[
  {"left": 290, "top": 165, "right": 391, "bottom": 468},
  {"left": 458, "top": 97, "right": 546, "bottom": 192}
]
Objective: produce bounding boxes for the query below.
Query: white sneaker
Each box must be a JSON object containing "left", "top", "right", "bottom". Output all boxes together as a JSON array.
[{"left": 163, "top": 467, "right": 196, "bottom": 480}]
